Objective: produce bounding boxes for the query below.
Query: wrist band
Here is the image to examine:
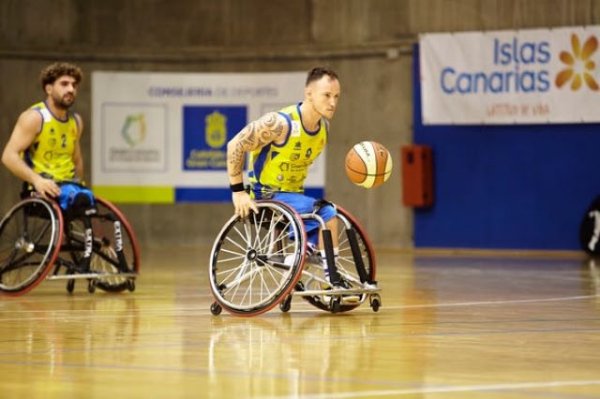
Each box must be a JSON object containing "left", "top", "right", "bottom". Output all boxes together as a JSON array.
[{"left": 230, "top": 183, "right": 245, "bottom": 192}]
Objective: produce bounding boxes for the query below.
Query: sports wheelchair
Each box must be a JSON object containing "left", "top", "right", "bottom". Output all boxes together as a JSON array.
[
  {"left": 0, "top": 188, "right": 140, "bottom": 296},
  {"left": 209, "top": 200, "right": 381, "bottom": 316}
]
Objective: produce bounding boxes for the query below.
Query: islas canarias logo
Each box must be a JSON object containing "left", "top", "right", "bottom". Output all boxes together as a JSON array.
[
  {"left": 121, "top": 114, "right": 147, "bottom": 147},
  {"left": 556, "top": 34, "right": 599, "bottom": 91}
]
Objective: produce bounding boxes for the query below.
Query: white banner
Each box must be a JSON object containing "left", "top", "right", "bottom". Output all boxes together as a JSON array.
[
  {"left": 420, "top": 26, "right": 600, "bottom": 124},
  {"left": 91, "top": 71, "right": 326, "bottom": 202}
]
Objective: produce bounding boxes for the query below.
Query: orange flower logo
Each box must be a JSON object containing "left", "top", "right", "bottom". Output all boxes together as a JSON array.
[{"left": 555, "top": 34, "right": 599, "bottom": 91}]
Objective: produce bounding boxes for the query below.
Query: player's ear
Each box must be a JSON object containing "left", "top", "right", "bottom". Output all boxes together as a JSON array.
[
  {"left": 44, "top": 83, "right": 52, "bottom": 96},
  {"left": 304, "top": 85, "right": 312, "bottom": 102}
]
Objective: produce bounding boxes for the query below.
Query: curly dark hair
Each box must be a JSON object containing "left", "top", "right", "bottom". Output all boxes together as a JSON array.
[
  {"left": 305, "top": 67, "right": 339, "bottom": 86},
  {"left": 39, "top": 62, "right": 83, "bottom": 91}
]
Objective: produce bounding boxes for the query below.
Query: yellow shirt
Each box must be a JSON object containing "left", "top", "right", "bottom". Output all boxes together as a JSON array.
[
  {"left": 248, "top": 103, "right": 327, "bottom": 195},
  {"left": 26, "top": 101, "right": 79, "bottom": 182}
]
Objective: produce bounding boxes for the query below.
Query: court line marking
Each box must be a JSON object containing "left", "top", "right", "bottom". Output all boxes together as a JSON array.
[
  {"left": 269, "top": 379, "right": 600, "bottom": 398},
  {"left": 282, "top": 293, "right": 600, "bottom": 314},
  {"left": 367, "top": 294, "right": 600, "bottom": 310},
  {"left": 1, "top": 296, "right": 598, "bottom": 323},
  {"left": 1, "top": 294, "right": 597, "bottom": 319}
]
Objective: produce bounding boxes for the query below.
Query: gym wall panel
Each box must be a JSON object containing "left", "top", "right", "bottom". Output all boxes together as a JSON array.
[{"left": 1, "top": 0, "right": 599, "bottom": 249}]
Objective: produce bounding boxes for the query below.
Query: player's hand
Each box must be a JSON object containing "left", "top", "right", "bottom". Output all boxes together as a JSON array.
[
  {"left": 232, "top": 191, "right": 258, "bottom": 218},
  {"left": 32, "top": 175, "right": 61, "bottom": 199}
]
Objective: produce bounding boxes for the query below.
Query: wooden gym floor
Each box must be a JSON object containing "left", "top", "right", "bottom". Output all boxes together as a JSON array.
[{"left": 1, "top": 246, "right": 599, "bottom": 398}]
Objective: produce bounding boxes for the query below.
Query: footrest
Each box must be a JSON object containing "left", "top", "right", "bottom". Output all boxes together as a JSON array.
[
  {"left": 46, "top": 272, "right": 138, "bottom": 281},
  {"left": 292, "top": 286, "right": 381, "bottom": 297}
]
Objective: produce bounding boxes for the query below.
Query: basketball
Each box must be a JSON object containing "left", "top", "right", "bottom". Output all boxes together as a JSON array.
[{"left": 345, "top": 141, "right": 393, "bottom": 188}]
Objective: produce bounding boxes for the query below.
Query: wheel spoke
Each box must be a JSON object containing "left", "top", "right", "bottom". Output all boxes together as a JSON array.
[{"left": 209, "top": 201, "right": 305, "bottom": 314}]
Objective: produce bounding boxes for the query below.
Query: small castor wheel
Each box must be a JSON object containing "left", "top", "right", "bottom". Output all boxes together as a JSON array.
[
  {"left": 87, "top": 279, "right": 96, "bottom": 294},
  {"left": 66, "top": 279, "right": 75, "bottom": 294},
  {"left": 330, "top": 297, "right": 342, "bottom": 313},
  {"left": 279, "top": 295, "right": 292, "bottom": 313},
  {"left": 210, "top": 302, "right": 222, "bottom": 316},
  {"left": 127, "top": 279, "right": 136, "bottom": 292},
  {"left": 370, "top": 294, "right": 381, "bottom": 312}
]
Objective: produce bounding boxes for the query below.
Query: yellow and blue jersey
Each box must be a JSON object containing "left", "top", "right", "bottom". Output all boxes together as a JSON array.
[
  {"left": 25, "top": 101, "right": 79, "bottom": 182},
  {"left": 248, "top": 103, "right": 327, "bottom": 197}
]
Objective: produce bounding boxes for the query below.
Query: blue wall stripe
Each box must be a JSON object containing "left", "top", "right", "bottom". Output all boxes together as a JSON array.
[
  {"left": 175, "top": 187, "right": 325, "bottom": 203},
  {"left": 175, "top": 188, "right": 232, "bottom": 202}
]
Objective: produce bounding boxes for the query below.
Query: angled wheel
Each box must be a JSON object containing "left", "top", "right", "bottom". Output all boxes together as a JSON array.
[
  {"left": 209, "top": 200, "right": 306, "bottom": 316},
  {"left": 300, "top": 205, "right": 376, "bottom": 313},
  {"left": 0, "top": 198, "right": 63, "bottom": 295},
  {"left": 65, "top": 197, "right": 140, "bottom": 293}
]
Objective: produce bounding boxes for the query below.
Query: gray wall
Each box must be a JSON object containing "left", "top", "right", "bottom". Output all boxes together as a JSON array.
[{"left": 1, "top": 0, "right": 599, "bottom": 249}]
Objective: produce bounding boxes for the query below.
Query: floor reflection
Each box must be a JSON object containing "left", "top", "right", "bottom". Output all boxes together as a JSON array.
[
  {"left": 0, "top": 294, "right": 140, "bottom": 372},
  {"left": 206, "top": 313, "right": 385, "bottom": 398}
]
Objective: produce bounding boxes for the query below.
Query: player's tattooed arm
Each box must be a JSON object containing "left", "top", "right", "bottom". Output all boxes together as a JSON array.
[{"left": 227, "top": 112, "right": 288, "bottom": 180}]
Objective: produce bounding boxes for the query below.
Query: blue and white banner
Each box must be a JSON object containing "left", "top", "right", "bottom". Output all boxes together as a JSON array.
[
  {"left": 419, "top": 26, "right": 600, "bottom": 124},
  {"left": 91, "top": 71, "right": 325, "bottom": 203}
]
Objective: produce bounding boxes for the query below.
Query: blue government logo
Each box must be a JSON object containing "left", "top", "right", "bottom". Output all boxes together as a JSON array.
[{"left": 183, "top": 105, "right": 247, "bottom": 170}]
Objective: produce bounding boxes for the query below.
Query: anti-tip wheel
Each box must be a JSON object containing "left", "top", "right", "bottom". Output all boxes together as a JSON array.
[
  {"left": 66, "top": 279, "right": 75, "bottom": 294},
  {"left": 330, "top": 297, "right": 342, "bottom": 314},
  {"left": 279, "top": 295, "right": 292, "bottom": 313},
  {"left": 370, "top": 294, "right": 381, "bottom": 312},
  {"left": 210, "top": 302, "right": 222, "bottom": 316}
]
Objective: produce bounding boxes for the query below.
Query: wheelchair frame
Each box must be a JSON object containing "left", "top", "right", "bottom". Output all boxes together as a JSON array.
[
  {"left": 208, "top": 199, "right": 381, "bottom": 316},
  {"left": 0, "top": 193, "right": 140, "bottom": 296}
]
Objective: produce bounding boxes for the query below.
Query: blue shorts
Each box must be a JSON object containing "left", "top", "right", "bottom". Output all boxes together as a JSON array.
[
  {"left": 57, "top": 183, "right": 95, "bottom": 211},
  {"left": 271, "top": 192, "right": 336, "bottom": 246}
]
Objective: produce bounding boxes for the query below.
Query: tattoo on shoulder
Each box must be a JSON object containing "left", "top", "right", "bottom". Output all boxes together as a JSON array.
[
  {"left": 245, "top": 113, "right": 287, "bottom": 148},
  {"left": 258, "top": 113, "right": 288, "bottom": 143},
  {"left": 228, "top": 113, "right": 287, "bottom": 178}
]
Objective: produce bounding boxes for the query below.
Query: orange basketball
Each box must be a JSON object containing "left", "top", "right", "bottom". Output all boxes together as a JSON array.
[{"left": 345, "top": 141, "right": 393, "bottom": 188}]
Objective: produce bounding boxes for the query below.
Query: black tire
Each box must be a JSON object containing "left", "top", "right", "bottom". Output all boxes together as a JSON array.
[
  {"left": 66, "top": 279, "right": 75, "bottom": 294},
  {"left": 210, "top": 302, "right": 222, "bottom": 316},
  {"left": 370, "top": 295, "right": 381, "bottom": 312},
  {"left": 88, "top": 279, "right": 96, "bottom": 293},
  {"left": 300, "top": 205, "right": 376, "bottom": 313},
  {"left": 0, "top": 198, "right": 63, "bottom": 295},
  {"left": 66, "top": 197, "right": 140, "bottom": 293},
  {"left": 580, "top": 195, "right": 600, "bottom": 255},
  {"left": 209, "top": 200, "right": 306, "bottom": 316},
  {"left": 279, "top": 295, "right": 293, "bottom": 312}
]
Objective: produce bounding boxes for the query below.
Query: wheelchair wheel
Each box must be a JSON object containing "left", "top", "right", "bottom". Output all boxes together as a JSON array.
[
  {"left": 209, "top": 200, "right": 306, "bottom": 316},
  {"left": 0, "top": 198, "right": 63, "bottom": 295},
  {"left": 300, "top": 205, "right": 376, "bottom": 313},
  {"left": 65, "top": 197, "right": 140, "bottom": 293}
]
